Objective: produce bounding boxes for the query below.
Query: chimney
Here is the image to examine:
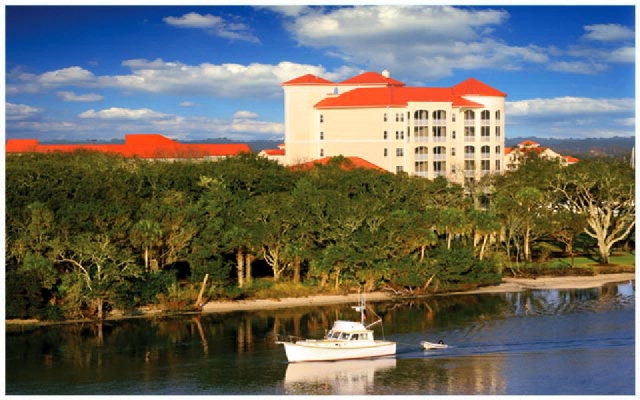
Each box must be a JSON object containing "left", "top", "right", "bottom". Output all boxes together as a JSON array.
[{"left": 381, "top": 69, "right": 390, "bottom": 78}]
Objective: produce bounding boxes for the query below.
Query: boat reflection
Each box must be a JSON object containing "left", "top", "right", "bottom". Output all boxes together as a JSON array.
[{"left": 283, "top": 357, "right": 396, "bottom": 395}]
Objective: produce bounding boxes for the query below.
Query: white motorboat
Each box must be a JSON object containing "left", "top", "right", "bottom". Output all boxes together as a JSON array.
[
  {"left": 421, "top": 340, "right": 448, "bottom": 350},
  {"left": 276, "top": 296, "right": 396, "bottom": 362}
]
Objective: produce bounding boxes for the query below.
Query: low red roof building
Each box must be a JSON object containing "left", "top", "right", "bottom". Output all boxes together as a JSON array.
[{"left": 6, "top": 134, "right": 251, "bottom": 160}]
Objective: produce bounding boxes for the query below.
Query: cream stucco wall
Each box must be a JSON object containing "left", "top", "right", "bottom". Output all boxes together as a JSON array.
[{"left": 282, "top": 80, "right": 506, "bottom": 185}]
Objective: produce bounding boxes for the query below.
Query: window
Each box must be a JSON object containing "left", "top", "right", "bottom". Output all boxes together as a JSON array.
[
  {"left": 396, "top": 166, "right": 404, "bottom": 173},
  {"left": 495, "top": 126, "right": 501, "bottom": 137},
  {"left": 384, "top": 148, "right": 388, "bottom": 157},
  {"left": 464, "top": 126, "right": 475, "bottom": 141},
  {"left": 481, "top": 110, "right": 490, "bottom": 121},
  {"left": 384, "top": 130, "right": 388, "bottom": 140},
  {"left": 481, "top": 159, "right": 490, "bottom": 172},
  {"left": 433, "top": 110, "right": 446, "bottom": 120},
  {"left": 465, "top": 160, "right": 476, "bottom": 171},
  {"left": 452, "top": 130, "right": 456, "bottom": 139},
  {"left": 495, "top": 160, "right": 501, "bottom": 171},
  {"left": 396, "top": 148, "right": 404, "bottom": 157},
  {"left": 396, "top": 114, "right": 399, "bottom": 122},
  {"left": 495, "top": 110, "right": 501, "bottom": 121},
  {"left": 481, "top": 145, "right": 490, "bottom": 158},
  {"left": 464, "top": 110, "right": 475, "bottom": 121},
  {"left": 495, "top": 145, "right": 501, "bottom": 155},
  {"left": 481, "top": 126, "right": 490, "bottom": 140},
  {"left": 320, "top": 114, "right": 324, "bottom": 123},
  {"left": 452, "top": 113, "right": 456, "bottom": 122},
  {"left": 320, "top": 132, "right": 324, "bottom": 140},
  {"left": 415, "top": 146, "right": 428, "bottom": 160},
  {"left": 320, "top": 149, "right": 324, "bottom": 157},
  {"left": 465, "top": 145, "right": 475, "bottom": 159},
  {"left": 451, "top": 147, "right": 456, "bottom": 156},
  {"left": 384, "top": 113, "right": 388, "bottom": 122}
]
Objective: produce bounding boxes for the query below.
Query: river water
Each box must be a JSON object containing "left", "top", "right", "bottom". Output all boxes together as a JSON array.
[{"left": 5, "top": 281, "right": 635, "bottom": 395}]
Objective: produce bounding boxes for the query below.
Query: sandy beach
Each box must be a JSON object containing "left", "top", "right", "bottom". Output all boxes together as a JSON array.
[{"left": 200, "top": 272, "right": 636, "bottom": 314}]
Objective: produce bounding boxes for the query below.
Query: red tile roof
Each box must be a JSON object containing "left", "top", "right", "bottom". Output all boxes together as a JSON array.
[
  {"left": 315, "top": 86, "right": 484, "bottom": 109},
  {"left": 6, "top": 134, "right": 251, "bottom": 159},
  {"left": 340, "top": 71, "right": 405, "bottom": 87},
  {"left": 291, "top": 156, "right": 386, "bottom": 172},
  {"left": 282, "top": 74, "right": 335, "bottom": 86},
  {"left": 263, "top": 148, "right": 285, "bottom": 156},
  {"left": 452, "top": 78, "right": 507, "bottom": 97}
]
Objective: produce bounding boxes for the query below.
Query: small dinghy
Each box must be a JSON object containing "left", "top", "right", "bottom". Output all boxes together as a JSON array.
[{"left": 421, "top": 340, "right": 448, "bottom": 350}]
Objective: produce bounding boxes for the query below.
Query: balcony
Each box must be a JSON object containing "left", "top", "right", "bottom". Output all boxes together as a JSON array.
[
  {"left": 432, "top": 119, "right": 446, "bottom": 127},
  {"left": 464, "top": 119, "right": 475, "bottom": 127},
  {"left": 413, "top": 119, "right": 428, "bottom": 127},
  {"left": 415, "top": 153, "right": 428, "bottom": 161}
]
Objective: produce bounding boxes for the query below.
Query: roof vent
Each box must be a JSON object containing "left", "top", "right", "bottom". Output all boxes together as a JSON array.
[{"left": 381, "top": 69, "right": 390, "bottom": 78}]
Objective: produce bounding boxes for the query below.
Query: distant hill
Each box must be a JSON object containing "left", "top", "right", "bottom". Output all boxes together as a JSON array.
[{"left": 506, "top": 136, "right": 635, "bottom": 158}]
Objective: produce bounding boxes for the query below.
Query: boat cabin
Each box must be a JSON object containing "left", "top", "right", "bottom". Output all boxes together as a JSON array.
[{"left": 326, "top": 321, "right": 374, "bottom": 341}]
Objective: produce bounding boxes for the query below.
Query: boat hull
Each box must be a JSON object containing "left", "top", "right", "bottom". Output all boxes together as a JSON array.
[
  {"left": 421, "top": 341, "right": 448, "bottom": 350},
  {"left": 283, "top": 340, "right": 396, "bottom": 363}
]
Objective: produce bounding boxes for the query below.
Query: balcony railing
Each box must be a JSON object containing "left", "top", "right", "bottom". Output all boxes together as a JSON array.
[
  {"left": 432, "top": 136, "right": 446, "bottom": 142},
  {"left": 414, "top": 135, "right": 429, "bottom": 142},
  {"left": 413, "top": 119, "right": 428, "bottom": 127},
  {"left": 432, "top": 119, "right": 446, "bottom": 126},
  {"left": 414, "top": 153, "right": 428, "bottom": 161},
  {"left": 464, "top": 119, "right": 475, "bottom": 127}
]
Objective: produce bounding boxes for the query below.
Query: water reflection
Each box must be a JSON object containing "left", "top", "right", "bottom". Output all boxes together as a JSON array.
[
  {"left": 5, "top": 281, "right": 634, "bottom": 395},
  {"left": 283, "top": 357, "right": 396, "bottom": 395}
]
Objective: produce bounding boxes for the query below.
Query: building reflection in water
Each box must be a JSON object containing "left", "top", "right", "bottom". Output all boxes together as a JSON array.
[{"left": 283, "top": 357, "right": 397, "bottom": 395}]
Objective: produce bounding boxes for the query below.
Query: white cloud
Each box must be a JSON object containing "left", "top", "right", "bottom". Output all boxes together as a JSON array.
[
  {"left": 163, "top": 12, "right": 259, "bottom": 43},
  {"left": 507, "top": 97, "right": 634, "bottom": 116},
  {"left": 180, "top": 101, "right": 196, "bottom": 107},
  {"left": 583, "top": 24, "right": 634, "bottom": 42},
  {"left": 7, "top": 60, "right": 355, "bottom": 98},
  {"left": 6, "top": 102, "right": 42, "bottom": 120},
  {"left": 547, "top": 60, "right": 608, "bottom": 74},
  {"left": 278, "top": 5, "right": 553, "bottom": 80},
  {"left": 78, "top": 107, "right": 171, "bottom": 120},
  {"left": 39, "top": 66, "right": 95, "bottom": 86},
  {"left": 57, "top": 91, "right": 104, "bottom": 102},
  {"left": 607, "top": 46, "right": 635, "bottom": 63},
  {"left": 233, "top": 110, "right": 259, "bottom": 119}
]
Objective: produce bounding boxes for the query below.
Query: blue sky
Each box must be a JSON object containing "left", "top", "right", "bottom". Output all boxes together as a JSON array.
[{"left": 4, "top": 4, "right": 635, "bottom": 142}]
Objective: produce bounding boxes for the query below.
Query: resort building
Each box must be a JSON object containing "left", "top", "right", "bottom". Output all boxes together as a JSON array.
[
  {"left": 505, "top": 140, "right": 579, "bottom": 170},
  {"left": 5, "top": 133, "right": 251, "bottom": 160},
  {"left": 274, "top": 70, "right": 507, "bottom": 186}
]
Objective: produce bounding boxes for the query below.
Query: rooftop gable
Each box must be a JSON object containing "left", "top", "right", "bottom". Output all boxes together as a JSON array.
[
  {"left": 452, "top": 78, "right": 507, "bottom": 97},
  {"left": 291, "top": 156, "right": 386, "bottom": 172},
  {"left": 340, "top": 71, "right": 405, "bottom": 87},
  {"left": 282, "top": 74, "right": 334, "bottom": 86}
]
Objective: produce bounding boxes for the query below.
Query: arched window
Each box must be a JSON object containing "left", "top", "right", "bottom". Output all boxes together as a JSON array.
[
  {"left": 465, "top": 145, "right": 475, "bottom": 159},
  {"left": 433, "top": 110, "right": 446, "bottom": 120},
  {"left": 481, "top": 145, "right": 490, "bottom": 158},
  {"left": 415, "top": 146, "right": 428, "bottom": 160},
  {"left": 495, "top": 110, "right": 501, "bottom": 121},
  {"left": 481, "top": 110, "right": 490, "bottom": 120},
  {"left": 464, "top": 110, "right": 475, "bottom": 121}
]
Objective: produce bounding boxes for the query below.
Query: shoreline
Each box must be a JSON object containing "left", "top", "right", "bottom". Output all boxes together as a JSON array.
[
  {"left": 199, "top": 272, "right": 635, "bottom": 314},
  {"left": 6, "top": 272, "right": 635, "bottom": 325}
]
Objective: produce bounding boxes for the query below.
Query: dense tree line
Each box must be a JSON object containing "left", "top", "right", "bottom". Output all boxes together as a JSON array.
[{"left": 6, "top": 151, "right": 634, "bottom": 320}]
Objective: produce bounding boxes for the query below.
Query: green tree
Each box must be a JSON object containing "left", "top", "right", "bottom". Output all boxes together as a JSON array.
[{"left": 553, "top": 158, "right": 635, "bottom": 264}]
